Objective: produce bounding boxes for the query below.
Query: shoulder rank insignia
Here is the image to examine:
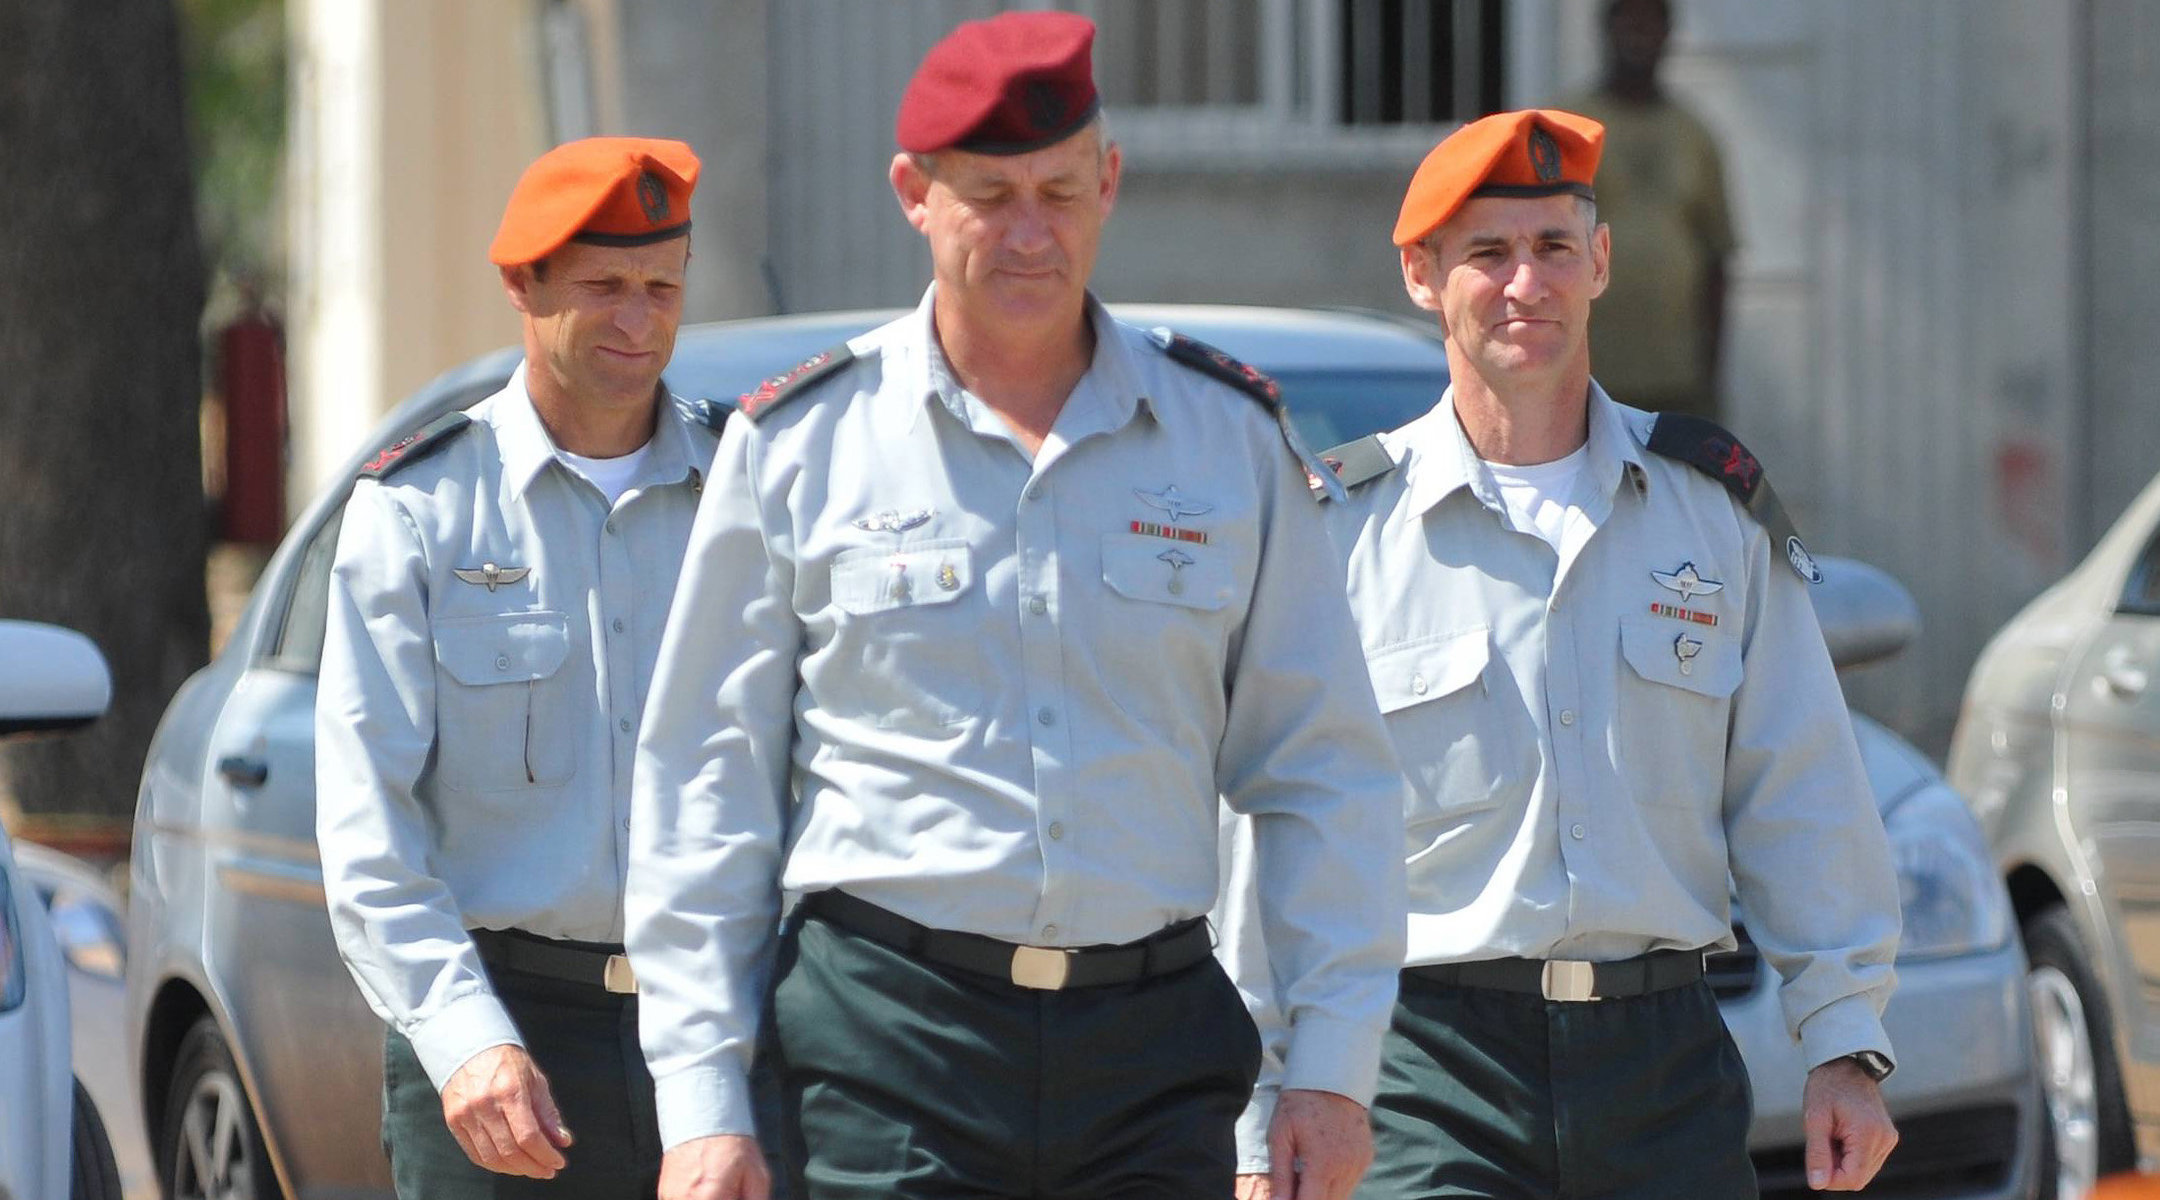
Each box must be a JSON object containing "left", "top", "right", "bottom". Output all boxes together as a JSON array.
[
  {"left": 676, "top": 396, "right": 731, "bottom": 434},
  {"left": 1644, "top": 414, "right": 1822, "bottom": 583},
  {"left": 737, "top": 344, "right": 857, "bottom": 423},
  {"left": 1160, "top": 331, "right": 1283, "bottom": 408},
  {"left": 358, "top": 412, "right": 470, "bottom": 479},
  {"left": 1311, "top": 434, "right": 1397, "bottom": 496}
]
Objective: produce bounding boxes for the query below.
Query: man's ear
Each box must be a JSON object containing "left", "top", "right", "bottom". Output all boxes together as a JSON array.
[
  {"left": 891, "top": 152, "right": 934, "bottom": 234},
  {"left": 1589, "top": 222, "right": 1612, "bottom": 300},
  {"left": 1400, "top": 243, "right": 1444, "bottom": 314},
  {"left": 500, "top": 263, "right": 534, "bottom": 314}
]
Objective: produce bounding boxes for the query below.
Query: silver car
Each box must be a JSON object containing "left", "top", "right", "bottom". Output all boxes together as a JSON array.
[
  {"left": 1949, "top": 466, "right": 2160, "bottom": 1196},
  {"left": 128, "top": 306, "right": 2037, "bottom": 1199}
]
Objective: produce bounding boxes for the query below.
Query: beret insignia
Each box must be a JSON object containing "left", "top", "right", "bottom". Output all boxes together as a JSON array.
[
  {"left": 1530, "top": 126, "right": 1562, "bottom": 183},
  {"left": 738, "top": 345, "right": 857, "bottom": 422},
  {"left": 358, "top": 412, "right": 471, "bottom": 479},
  {"left": 637, "top": 170, "right": 670, "bottom": 223},
  {"left": 1644, "top": 414, "right": 1818, "bottom": 583}
]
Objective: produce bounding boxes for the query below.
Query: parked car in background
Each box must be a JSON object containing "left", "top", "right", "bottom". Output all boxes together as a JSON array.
[
  {"left": 1, "top": 619, "right": 124, "bottom": 1200},
  {"left": 1950, "top": 467, "right": 2160, "bottom": 1196},
  {"left": 16, "top": 841, "right": 155, "bottom": 1199},
  {"left": 129, "top": 305, "right": 2038, "bottom": 1199}
]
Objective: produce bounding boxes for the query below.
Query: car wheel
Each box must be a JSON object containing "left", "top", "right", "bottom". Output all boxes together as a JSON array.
[
  {"left": 159, "top": 1016, "right": 275, "bottom": 1200},
  {"left": 2024, "top": 904, "right": 2136, "bottom": 1199},
  {"left": 70, "top": 1077, "right": 122, "bottom": 1200}
]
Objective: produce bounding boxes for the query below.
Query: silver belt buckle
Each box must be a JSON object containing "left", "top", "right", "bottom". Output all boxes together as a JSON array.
[
  {"left": 1010, "top": 945, "right": 1073, "bottom": 990},
  {"left": 1540, "top": 959, "right": 1599, "bottom": 1002},
  {"left": 604, "top": 954, "right": 639, "bottom": 995}
]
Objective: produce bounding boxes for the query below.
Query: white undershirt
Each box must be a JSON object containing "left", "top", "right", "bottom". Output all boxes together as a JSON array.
[
  {"left": 558, "top": 440, "right": 654, "bottom": 507},
  {"left": 1483, "top": 443, "right": 1591, "bottom": 554}
]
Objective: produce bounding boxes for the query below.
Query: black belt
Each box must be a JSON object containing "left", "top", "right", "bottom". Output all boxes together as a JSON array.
[
  {"left": 800, "top": 889, "right": 1214, "bottom": 992},
  {"left": 470, "top": 928, "right": 638, "bottom": 995},
  {"left": 1406, "top": 949, "right": 1705, "bottom": 1002}
]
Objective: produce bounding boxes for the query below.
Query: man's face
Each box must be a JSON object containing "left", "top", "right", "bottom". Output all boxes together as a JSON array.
[
  {"left": 891, "top": 127, "right": 1121, "bottom": 330},
  {"left": 502, "top": 238, "right": 688, "bottom": 410},
  {"left": 1607, "top": 0, "right": 1671, "bottom": 77},
  {"left": 1401, "top": 193, "right": 1609, "bottom": 386}
]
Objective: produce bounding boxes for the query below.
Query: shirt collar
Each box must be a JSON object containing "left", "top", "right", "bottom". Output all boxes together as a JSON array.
[
  {"left": 496, "top": 362, "right": 702, "bottom": 502},
  {"left": 890, "top": 283, "right": 1155, "bottom": 438},
  {"left": 1397, "top": 379, "right": 1648, "bottom": 519}
]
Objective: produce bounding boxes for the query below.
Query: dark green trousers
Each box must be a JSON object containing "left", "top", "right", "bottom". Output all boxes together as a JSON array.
[
  {"left": 1359, "top": 973, "right": 1757, "bottom": 1200},
  {"left": 767, "top": 910, "right": 1261, "bottom": 1200},
  {"left": 381, "top": 968, "right": 662, "bottom": 1199}
]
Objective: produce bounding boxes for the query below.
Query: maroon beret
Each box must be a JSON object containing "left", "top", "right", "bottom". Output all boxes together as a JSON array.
[{"left": 896, "top": 11, "right": 1101, "bottom": 156}]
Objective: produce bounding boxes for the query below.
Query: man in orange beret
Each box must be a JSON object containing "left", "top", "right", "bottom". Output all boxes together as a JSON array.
[
  {"left": 1267, "top": 109, "right": 1903, "bottom": 1198},
  {"left": 621, "top": 10, "right": 1406, "bottom": 1200},
  {"left": 317, "top": 136, "right": 729, "bottom": 1199}
]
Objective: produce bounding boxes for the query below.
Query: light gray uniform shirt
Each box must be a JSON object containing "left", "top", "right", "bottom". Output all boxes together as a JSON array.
[
  {"left": 316, "top": 368, "right": 716, "bottom": 1089},
  {"left": 625, "top": 288, "right": 1407, "bottom": 1150}
]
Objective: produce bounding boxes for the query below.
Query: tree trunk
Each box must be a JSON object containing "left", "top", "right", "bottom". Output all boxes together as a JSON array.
[{"left": 0, "top": 0, "right": 210, "bottom": 828}]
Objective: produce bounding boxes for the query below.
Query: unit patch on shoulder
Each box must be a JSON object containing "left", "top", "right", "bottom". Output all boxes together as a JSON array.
[
  {"left": 1644, "top": 414, "right": 1819, "bottom": 583},
  {"left": 738, "top": 345, "right": 857, "bottom": 422},
  {"left": 359, "top": 413, "right": 471, "bottom": 479},
  {"left": 1160, "top": 331, "right": 1284, "bottom": 409},
  {"left": 1312, "top": 435, "right": 1397, "bottom": 496}
]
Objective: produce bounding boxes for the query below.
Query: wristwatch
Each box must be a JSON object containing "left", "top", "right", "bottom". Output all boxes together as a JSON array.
[{"left": 1842, "top": 1051, "right": 1894, "bottom": 1082}]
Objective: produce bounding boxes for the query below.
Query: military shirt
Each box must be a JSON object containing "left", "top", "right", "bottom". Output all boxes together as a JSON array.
[
  {"left": 316, "top": 367, "right": 717, "bottom": 1090},
  {"left": 624, "top": 288, "right": 1407, "bottom": 1150},
  {"left": 1331, "top": 384, "right": 1899, "bottom": 1065}
]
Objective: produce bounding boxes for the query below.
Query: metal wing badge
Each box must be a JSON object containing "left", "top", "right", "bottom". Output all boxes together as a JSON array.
[
  {"left": 1133, "top": 485, "right": 1214, "bottom": 524},
  {"left": 453, "top": 562, "right": 531, "bottom": 592}
]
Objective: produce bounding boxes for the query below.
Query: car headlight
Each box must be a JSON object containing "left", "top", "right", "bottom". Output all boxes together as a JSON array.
[
  {"left": 1886, "top": 784, "right": 2014, "bottom": 960},
  {"left": 38, "top": 881, "right": 124, "bottom": 980},
  {"left": 0, "top": 870, "right": 24, "bottom": 1012}
]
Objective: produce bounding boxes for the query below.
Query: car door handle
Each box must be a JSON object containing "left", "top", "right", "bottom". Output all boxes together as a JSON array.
[
  {"left": 2102, "top": 647, "right": 2150, "bottom": 699},
  {"left": 217, "top": 755, "right": 269, "bottom": 788}
]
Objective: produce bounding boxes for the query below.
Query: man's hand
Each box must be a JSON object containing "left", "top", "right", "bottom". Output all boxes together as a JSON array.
[
  {"left": 439, "top": 1044, "right": 572, "bottom": 1178},
  {"left": 1234, "top": 1172, "right": 1274, "bottom": 1199},
  {"left": 1802, "top": 1057, "right": 1898, "bottom": 1191},
  {"left": 1265, "top": 1088, "right": 1373, "bottom": 1200},
  {"left": 658, "top": 1135, "right": 771, "bottom": 1200}
]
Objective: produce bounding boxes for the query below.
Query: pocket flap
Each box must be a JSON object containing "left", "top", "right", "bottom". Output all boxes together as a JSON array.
[
  {"left": 1100, "top": 533, "right": 1235, "bottom": 611},
  {"left": 831, "top": 540, "right": 973, "bottom": 614},
  {"left": 1620, "top": 616, "right": 1742, "bottom": 698},
  {"left": 435, "top": 611, "right": 570, "bottom": 685},
  {"left": 1366, "top": 627, "right": 1489, "bottom": 714}
]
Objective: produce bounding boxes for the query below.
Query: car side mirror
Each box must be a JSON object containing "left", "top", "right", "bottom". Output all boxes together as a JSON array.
[
  {"left": 0, "top": 621, "right": 113, "bottom": 740},
  {"left": 1808, "top": 556, "right": 1921, "bottom": 670}
]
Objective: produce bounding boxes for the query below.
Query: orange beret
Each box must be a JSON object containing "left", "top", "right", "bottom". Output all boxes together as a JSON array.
[
  {"left": 896, "top": 11, "right": 1100, "bottom": 155},
  {"left": 488, "top": 137, "right": 700, "bottom": 266},
  {"left": 1392, "top": 109, "right": 1605, "bottom": 247}
]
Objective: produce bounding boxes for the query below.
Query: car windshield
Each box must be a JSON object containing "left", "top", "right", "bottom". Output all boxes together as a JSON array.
[{"left": 1271, "top": 368, "right": 1447, "bottom": 451}]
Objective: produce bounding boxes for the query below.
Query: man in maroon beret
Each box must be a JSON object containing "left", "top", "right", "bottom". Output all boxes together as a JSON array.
[
  {"left": 317, "top": 136, "right": 729, "bottom": 1199},
  {"left": 622, "top": 10, "right": 1406, "bottom": 1200}
]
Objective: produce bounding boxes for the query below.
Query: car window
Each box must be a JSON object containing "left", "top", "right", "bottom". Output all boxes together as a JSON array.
[
  {"left": 265, "top": 504, "right": 346, "bottom": 673},
  {"left": 1273, "top": 368, "right": 1449, "bottom": 451},
  {"left": 2122, "top": 524, "right": 2160, "bottom": 617}
]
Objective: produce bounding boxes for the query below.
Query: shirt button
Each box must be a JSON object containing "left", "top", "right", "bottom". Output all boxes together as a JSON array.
[
  {"left": 1411, "top": 674, "right": 1428, "bottom": 696},
  {"left": 619, "top": 718, "right": 633, "bottom": 733},
  {"left": 495, "top": 654, "right": 511, "bottom": 671},
  {"left": 1037, "top": 708, "right": 1056, "bottom": 726},
  {"left": 1559, "top": 710, "right": 1575, "bottom": 726},
  {"left": 605, "top": 520, "right": 618, "bottom": 535},
  {"left": 612, "top": 618, "right": 626, "bottom": 634},
  {"left": 1028, "top": 596, "right": 1048, "bottom": 616},
  {"left": 1047, "top": 822, "right": 1065, "bottom": 840},
  {"left": 1041, "top": 924, "right": 1059, "bottom": 940},
  {"left": 622, "top": 818, "right": 631, "bottom": 831},
  {"left": 1570, "top": 823, "right": 1587, "bottom": 840},
  {"left": 1026, "top": 483, "right": 1044, "bottom": 500}
]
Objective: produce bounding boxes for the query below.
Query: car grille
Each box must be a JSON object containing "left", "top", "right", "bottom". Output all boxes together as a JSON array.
[
  {"left": 1705, "top": 922, "right": 1760, "bottom": 999},
  {"left": 1752, "top": 1104, "right": 2020, "bottom": 1199}
]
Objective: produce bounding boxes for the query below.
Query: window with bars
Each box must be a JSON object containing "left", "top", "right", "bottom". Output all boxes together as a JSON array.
[{"left": 1054, "top": 0, "right": 1505, "bottom": 130}]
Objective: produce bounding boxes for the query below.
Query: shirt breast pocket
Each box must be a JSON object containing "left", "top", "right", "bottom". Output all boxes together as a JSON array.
[
  {"left": 1367, "top": 628, "right": 1531, "bottom": 843},
  {"left": 1616, "top": 615, "right": 1741, "bottom": 808},
  {"left": 830, "top": 540, "right": 974, "bottom": 615},
  {"left": 433, "top": 611, "right": 575, "bottom": 792},
  {"left": 1099, "top": 533, "right": 1235, "bottom": 612},
  {"left": 826, "top": 540, "right": 978, "bottom": 731}
]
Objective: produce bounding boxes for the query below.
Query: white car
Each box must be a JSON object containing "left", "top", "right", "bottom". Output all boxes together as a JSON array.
[{"left": 0, "top": 619, "right": 123, "bottom": 1200}]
